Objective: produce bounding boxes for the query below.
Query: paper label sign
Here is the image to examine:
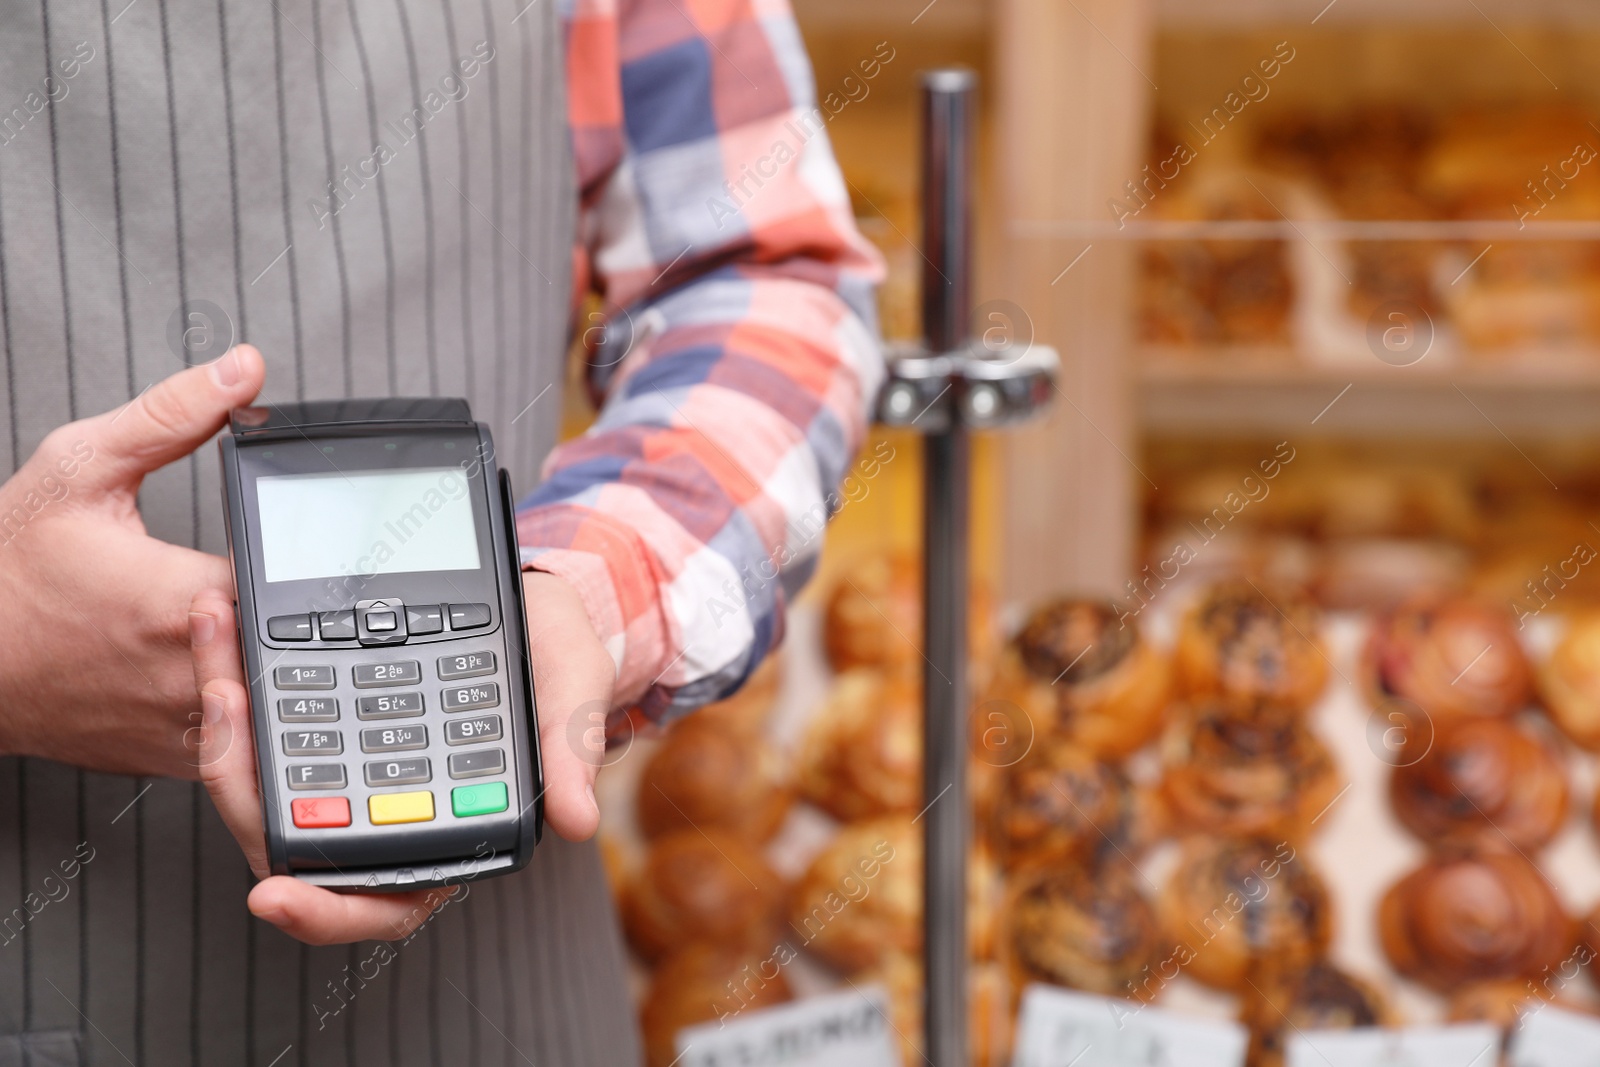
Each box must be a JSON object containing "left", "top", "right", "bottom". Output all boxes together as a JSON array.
[
  {"left": 673, "top": 984, "right": 902, "bottom": 1067},
  {"left": 1011, "top": 984, "right": 1248, "bottom": 1067},
  {"left": 1285, "top": 1024, "right": 1500, "bottom": 1067},
  {"left": 1509, "top": 1004, "right": 1600, "bottom": 1067}
]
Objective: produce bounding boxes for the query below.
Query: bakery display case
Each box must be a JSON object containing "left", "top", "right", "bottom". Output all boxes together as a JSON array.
[{"left": 595, "top": 0, "right": 1600, "bottom": 1064}]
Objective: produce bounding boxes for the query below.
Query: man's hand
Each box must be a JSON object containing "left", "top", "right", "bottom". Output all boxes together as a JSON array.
[
  {"left": 190, "top": 570, "right": 615, "bottom": 944},
  {"left": 0, "top": 347, "right": 266, "bottom": 779}
]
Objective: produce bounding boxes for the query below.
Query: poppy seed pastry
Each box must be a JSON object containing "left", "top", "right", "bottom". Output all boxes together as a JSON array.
[{"left": 1176, "top": 582, "right": 1329, "bottom": 713}]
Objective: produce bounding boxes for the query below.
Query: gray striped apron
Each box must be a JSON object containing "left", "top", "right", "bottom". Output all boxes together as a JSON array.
[{"left": 0, "top": 0, "right": 640, "bottom": 1063}]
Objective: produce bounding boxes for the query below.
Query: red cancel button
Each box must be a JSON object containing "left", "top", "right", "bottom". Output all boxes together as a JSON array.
[{"left": 292, "top": 797, "right": 351, "bottom": 829}]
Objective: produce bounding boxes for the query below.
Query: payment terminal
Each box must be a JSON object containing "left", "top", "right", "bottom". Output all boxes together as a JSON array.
[{"left": 218, "top": 398, "right": 543, "bottom": 890}]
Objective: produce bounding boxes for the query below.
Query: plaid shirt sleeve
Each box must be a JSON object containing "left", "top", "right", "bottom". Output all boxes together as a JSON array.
[{"left": 516, "top": 0, "right": 886, "bottom": 721}]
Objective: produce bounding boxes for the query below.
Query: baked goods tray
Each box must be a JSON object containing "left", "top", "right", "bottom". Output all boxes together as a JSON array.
[{"left": 1136, "top": 607, "right": 1600, "bottom": 1025}]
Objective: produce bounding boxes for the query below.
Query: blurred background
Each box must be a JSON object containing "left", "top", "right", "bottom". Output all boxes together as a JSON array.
[{"left": 575, "top": 2, "right": 1600, "bottom": 1064}]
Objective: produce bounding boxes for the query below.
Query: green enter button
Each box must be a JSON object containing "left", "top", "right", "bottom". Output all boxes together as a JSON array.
[{"left": 451, "top": 782, "right": 508, "bottom": 818}]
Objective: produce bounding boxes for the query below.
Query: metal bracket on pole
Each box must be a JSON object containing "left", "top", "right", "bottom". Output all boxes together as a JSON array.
[{"left": 871, "top": 70, "right": 1057, "bottom": 1067}]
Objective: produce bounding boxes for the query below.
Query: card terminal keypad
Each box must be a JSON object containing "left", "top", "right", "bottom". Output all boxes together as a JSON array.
[{"left": 264, "top": 601, "right": 512, "bottom": 834}]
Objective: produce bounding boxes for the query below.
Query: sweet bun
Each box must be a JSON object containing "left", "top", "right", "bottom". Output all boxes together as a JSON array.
[
  {"left": 1366, "top": 595, "right": 1533, "bottom": 721},
  {"left": 1390, "top": 717, "right": 1568, "bottom": 851},
  {"left": 642, "top": 942, "right": 793, "bottom": 1067},
  {"left": 637, "top": 714, "right": 793, "bottom": 844},
  {"left": 797, "top": 669, "right": 921, "bottom": 821},
  {"left": 1007, "top": 859, "right": 1163, "bottom": 997},
  {"left": 1158, "top": 837, "right": 1332, "bottom": 991},
  {"left": 995, "top": 745, "right": 1153, "bottom": 870},
  {"left": 1538, "top": 611, "right": 1600, "bottom": 750},
  {"left": 1176, "top": 582, "right": 1329, "bottom": 712},
  {"left": 1242, "top": 961, "right": 1391, "bottom": 1067},
  {"left": 1161, "top": 700, "right": 1341, "bottom": 841},
  {"left": 787, "top": 816, "right": 996, "bottom": 973},
  {"left": 1379, "top": 852, "right": 1573, "bottom": 991},
  {"left": 789, "top": 817, "right": 919, "bottom": 972},
  {"left": 622, "top": 829, "right": 784, "bottom": 962},
  {"left": 823, "top": 554, "right": 998, "bottom": 682},
  {"left": 1007, "top": 599, "right": 1173, "bottom": 759}
]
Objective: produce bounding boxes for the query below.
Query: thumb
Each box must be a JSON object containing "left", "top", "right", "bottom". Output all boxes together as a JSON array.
[
  {"left": 524, "top": 571, "right": 616, "bottom": 842},
  {"left": 77, "top": 345, "right": 265, "bottom": 490}
]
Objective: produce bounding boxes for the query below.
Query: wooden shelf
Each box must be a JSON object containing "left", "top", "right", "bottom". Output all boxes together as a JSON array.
[
  {"left": 1155, "top": 0, "right": 1600, "bottom": 25},
  {"left": 1140, "top": 348, "right": 1600, "bottom": 437}
]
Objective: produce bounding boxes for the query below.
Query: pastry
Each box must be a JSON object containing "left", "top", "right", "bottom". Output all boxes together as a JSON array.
[
  {"left": 694, "top": 654, "right": 782, "bottom": 735},
  {"left": 823, "top": 553, "right": 998, "bottom": 682},
  {"left": 1008, "top": 858, "right": 1164, "bottom": 997},
  {"left": 637, "top": 714, "right": 793, "bottom": 843},
  {"left": 1390, "top": 717, "right": 1568, "bottom": 851},
  {"left": 1161, "top": 699, "right": 1340, "bottom": 840},
  {"left": 1158, "top": 837, "right": 1332, "bottom": 991},
  {"left": 1538, "top": 611, "right": 1600, "bottom": 750},
  {"left": 787, "top": 816, "right": 996, "bottom": 972},
  {"left": 622, "top": 829, "right": 785, "bottom": 963},
  {"left": 1366, "top": 594, "right": 1534, "bottom": 721},
  {"left": 797, "top": 669, "right": 921, "bottom": 821},
  {"left": 994, "top": 744, "right": 1154, "bottom": 870},
  {"left": 1241, "top": 961, "right": 1390, "bottom": 1067},
  {"left": 857, "top": 953, "right": 1013, "bottom": 1067},
  {"left": 1176, "top": 582, "right": 1330, "bottom": 712},
  {"left": 641, "top": 941, "right": 793, "bottom": 1067},
  {"left": 789, "top": 817, "right": 919, "bottom": 972},
  {"left": 1006, "top": 599, "right": 1173, "bottom": 759},
  {"left": 1379, "top": 852, "right": 1573, "bottom": 991}
]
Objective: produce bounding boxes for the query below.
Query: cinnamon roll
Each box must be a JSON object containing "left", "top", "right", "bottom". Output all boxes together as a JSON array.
[
  {"left": 1006, "top": 599, "right": 1173, "bottom": 759},
  {"left": 797, "top": 669, "right": 921, "bottom": 821},
  {"left": 1008, "top": 859, "right": 1165, "bottom": 997},
  {"left": 1176, "top": 582, "right": 1329, "bottom": 712},
  {"left": 1538, "top": 611, "right": 1600, "bottom": 751},
  {"left": 1158, "top": 837, "right": 1332, "bottom": 991},
  {"left": 1161, "top": 700, "right": 1341, "bottom": 840},
  {"left": 1241, "top": 961, "right": 1390, "bottom": 1067},
  {"left": 1390, "top": 717, "right": 1568, "bottom": 851},
  {"left": 1366, "top": 594, "right": 1533, "bottom": 721},
  {"left": 637, "top": 714, "right": 793, "bottom": 844},
  {"left": 1379, "top": 852, "right": 1573, "bottom": 991},
  {"left": 642, "top": 942, "right": 794, "bottom": 1067},
  {"left": 622, "top": 829, "right": 785, "bottom": 963},
  {"left": 994, "top": 744, "right": 1152, "bottom": 870}
]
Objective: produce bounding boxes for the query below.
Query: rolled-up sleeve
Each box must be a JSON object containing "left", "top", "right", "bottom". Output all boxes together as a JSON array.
[{"left": 518, "top": 0, "right": 885, "bottom": 721}]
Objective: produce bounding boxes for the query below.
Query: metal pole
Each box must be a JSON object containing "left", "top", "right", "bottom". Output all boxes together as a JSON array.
[{"left": 919, "top": 67, "right": 975, "bottom": 1067}]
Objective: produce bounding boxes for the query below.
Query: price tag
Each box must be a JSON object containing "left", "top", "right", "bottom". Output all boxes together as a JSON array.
[
  {"left": 1285, "top": 1024, "right": 1500, "bottom": 1067},
  {"left": 673, "top": 985, "right": 901, "bottom": 1067},
  {"left": 1509, "top": 1004, "right": 1600, "bottom": 1067},
  {"left": 1011, "top": 984, "right": 1248, "bottom": 1067}
]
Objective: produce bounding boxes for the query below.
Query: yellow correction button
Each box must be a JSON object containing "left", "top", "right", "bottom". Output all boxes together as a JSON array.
[{"left": 368, "top": 790, "right": 435, "bottom": 825}]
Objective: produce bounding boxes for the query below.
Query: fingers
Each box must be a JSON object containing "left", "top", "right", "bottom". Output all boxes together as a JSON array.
[
  {"left": 75, "top": 345, "right": 265, "bottom": 491},
  {"left": 248, "top": 878, "right": 452, "bottom": 946},
  {"left": 523, "top": 571, "right": 616, "bottom": 843},
  {"left": 189, "top": 590, "right": 269, "bottom": 877}
]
